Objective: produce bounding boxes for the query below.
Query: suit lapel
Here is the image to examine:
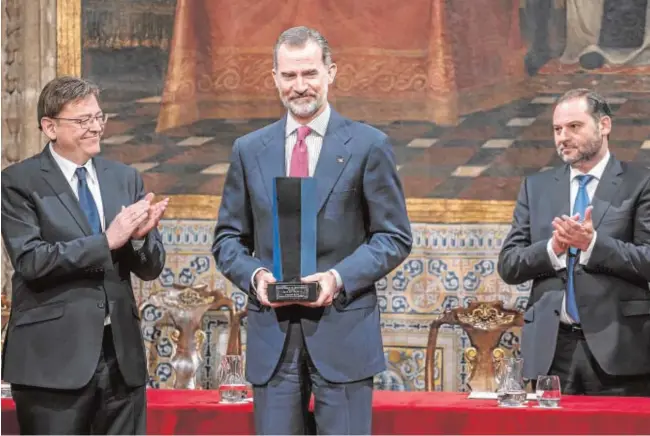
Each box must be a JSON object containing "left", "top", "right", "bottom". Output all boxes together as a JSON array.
[
  {"left": 313, "top": 111, "right": 351, "bottom": 214},
  {"left": 550, "top": 165, "right": 571, "bottom": 221},
  {"left": 94, "top": 157, "right": 120, "bottom": 228},
  {"left": 591, "top": 157, "right": 623, "bottom": 230},
  {"left": 257, "top": 118, "right": 287, "bottom": 205},
  {"left": 256, "top": 111, "right": 352, "bottom": 212},
  {"left": 39, "top": 147, "right": 93, "bottom": 236}
]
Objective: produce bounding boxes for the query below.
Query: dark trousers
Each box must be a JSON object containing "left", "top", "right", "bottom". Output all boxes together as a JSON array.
[
  {"left": 252, "top": 320, "right": 374, "bottom": 435},
  {"left": 548, "top": 324, "right": 650, "bottom": 396},
  {"left": 11, "top": 325, "right": 146, "bottom": 435}
]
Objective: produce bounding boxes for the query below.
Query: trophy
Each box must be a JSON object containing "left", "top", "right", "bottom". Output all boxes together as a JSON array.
[{"left": 267, "top": 177, "right": 320, "bottom": 303}]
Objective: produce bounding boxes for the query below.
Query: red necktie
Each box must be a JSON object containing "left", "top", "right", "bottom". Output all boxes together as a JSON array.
[{"left": 289, "top": 126, "right": 311, "bottom": 177}]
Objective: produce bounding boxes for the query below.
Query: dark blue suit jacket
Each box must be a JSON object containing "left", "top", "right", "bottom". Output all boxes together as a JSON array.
[{"left": 213, "top": 109, "right": 412, "bottom": 385}]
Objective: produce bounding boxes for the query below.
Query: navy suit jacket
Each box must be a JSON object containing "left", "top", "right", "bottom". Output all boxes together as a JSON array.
[
  {"left": 213, "top": 109, "right": 412, "bottom": 385},
  {"left": 498, "top": 157, "right": 650, "bottom": 379}
]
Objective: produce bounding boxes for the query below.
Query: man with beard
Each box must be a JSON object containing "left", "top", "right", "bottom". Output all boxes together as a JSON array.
[
  {"left": 213, "top": 26, "right": 412, "bottom": 434},
  {"left": 498, "top": 88, "right": 650, "bottom": 396}
]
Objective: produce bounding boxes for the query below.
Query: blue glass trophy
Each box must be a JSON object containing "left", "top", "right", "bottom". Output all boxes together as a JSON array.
[{"left": 267, "top": 177, "right": 320, "bottom": 303}]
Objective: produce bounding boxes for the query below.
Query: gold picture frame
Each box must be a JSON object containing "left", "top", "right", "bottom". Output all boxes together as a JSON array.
[{"left": 55, "top": 0, "right": 516, "bottom": 223}]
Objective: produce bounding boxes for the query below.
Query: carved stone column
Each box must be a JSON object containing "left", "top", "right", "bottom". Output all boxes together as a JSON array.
[{"left": 1, "top": 0, "right": 57, "bottom": 298}]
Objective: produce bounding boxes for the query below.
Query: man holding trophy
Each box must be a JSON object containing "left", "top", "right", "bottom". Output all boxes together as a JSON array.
[{"left": 213, "top": 26, "right": 412, "bottom": 435}]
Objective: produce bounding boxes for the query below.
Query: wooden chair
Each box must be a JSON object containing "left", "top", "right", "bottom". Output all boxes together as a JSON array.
[
  {"left": 226, "top": 306, "right": 247, "bottom": 356},
  {"left": 140, "top": 283, "right": 247, "bottom": 389},
  {"left": 424, "top": 301, "right": 524, "bottom": 392}
]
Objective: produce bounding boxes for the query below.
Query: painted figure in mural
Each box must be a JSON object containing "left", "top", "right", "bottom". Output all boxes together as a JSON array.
[
  {"left": 563, "top": 0, "right": 650, "bottom": 68},
  {"left": 213, "top": 26, "right": 412, "bottom": 434},
  {"left": 524, "top": 0, "right": 650, "bottom": 73},
  {"left": 1, "top": 76, "right": 168, "bottom": 434},
  {"left": 498, "top": 88, "right": 650, "bottom": 396}
]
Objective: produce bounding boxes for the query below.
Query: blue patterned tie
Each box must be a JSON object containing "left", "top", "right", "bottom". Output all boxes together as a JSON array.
[
  {"left": 566, "top": 174, "right": 594, "bottom": 323},
  {"left": 76, "top": 167, "right": 102, "bottom": 234}
]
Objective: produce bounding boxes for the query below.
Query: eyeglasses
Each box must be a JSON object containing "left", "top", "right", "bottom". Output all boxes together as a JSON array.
[{"left": 52, "top": 113, "right": 108, "bottom": 129}]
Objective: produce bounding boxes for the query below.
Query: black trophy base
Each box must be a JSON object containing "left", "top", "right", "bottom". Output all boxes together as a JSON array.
[{"left": 267, "top": 282, "right": 319, "bottom": 303}]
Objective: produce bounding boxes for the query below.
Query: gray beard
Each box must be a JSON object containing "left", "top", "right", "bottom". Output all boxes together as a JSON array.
[{"left": 287, "top": 99, "right": 320, "bottom": 119}]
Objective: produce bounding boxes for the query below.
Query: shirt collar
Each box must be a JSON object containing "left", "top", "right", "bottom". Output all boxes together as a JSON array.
[
  {"left": 285, "top": 103, "right": 331, "bottom": 138},
  {"left": 49, "top": 143, "right": 97, "bottom": 184},
  {"left": 569, "top": 150, "right": 610, "bottom": 182}
]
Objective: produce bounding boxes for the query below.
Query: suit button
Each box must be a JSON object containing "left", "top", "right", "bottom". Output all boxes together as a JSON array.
[{"left": 98, "top": 301, "right": 105, "bottom": 309}]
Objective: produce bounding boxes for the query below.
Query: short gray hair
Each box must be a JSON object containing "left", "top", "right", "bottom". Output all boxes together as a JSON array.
[
  {"left": 37, "top": 76, "right": 100, "bottom": 130},
  {"left": 273, "top": 26, "right": 332, "bottom": 69},
  {"left": 555, "top": 88, "right": 613, "bottom": 123}
]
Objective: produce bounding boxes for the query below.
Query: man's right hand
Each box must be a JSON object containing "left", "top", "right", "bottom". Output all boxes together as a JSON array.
[
  {"left": 254, "top": 270, "right": 295, "bottom": 308},
  {"left": 105, "top": 200, "right": 150, "bottom": 250}
]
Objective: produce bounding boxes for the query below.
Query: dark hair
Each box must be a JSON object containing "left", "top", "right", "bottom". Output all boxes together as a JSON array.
[
  {"left": 555, "top": 88, "right": 612, "bottom": 123},
  {"left": 37, "top": 76, "right": 100, "bottom": 129},
  {"left": 273, "top": 26, "right": 332, "bottom": 69}
]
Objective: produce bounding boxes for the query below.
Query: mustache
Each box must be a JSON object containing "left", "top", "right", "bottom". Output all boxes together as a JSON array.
[{"left": 290, "top": 93, "right": 316, "bottom": 100}]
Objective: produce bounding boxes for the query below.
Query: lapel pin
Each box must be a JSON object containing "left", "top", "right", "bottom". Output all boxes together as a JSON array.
[{"left": 336, "top": 156, "right": 344, "bottom": 164}]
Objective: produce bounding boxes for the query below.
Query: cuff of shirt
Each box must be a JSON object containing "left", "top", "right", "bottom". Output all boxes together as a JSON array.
[
  {"left": 328, "top": 269, "right": 343, "bottom": 299},
  {"left": 131, "top": 239, "right": 146, "bottom": 251},
  {"left": 579, "top": 231, "right": 598, "bottom": 266},
  {"left": 251, "top": 267, "right": 269, "bottom": 295},
  {"left": 546, "top": 238, "right": 567, "bottom": 271}
]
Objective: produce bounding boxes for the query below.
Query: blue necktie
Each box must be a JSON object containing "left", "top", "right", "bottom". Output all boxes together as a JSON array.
[
  {"left": 76, "top": 167, "right": 102, "bottom": 235},
  {"left": 566, "top": 174, "right": 594, "bottom": 323}
]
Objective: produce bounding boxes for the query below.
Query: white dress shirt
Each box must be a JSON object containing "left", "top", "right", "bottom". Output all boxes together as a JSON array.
[
  {"left": 284, "top": 103, "right": 330, "bottom": 176},
  {"left": 546, "top": 151, "right": 611, "bottom": 324},
  {"left": 50, "top": 144, "right": 146, "bottom": 251},
  {"left": 251, "top": 105, "right": 344, "bottom": 295},
  {"left": 50, "top": 144, "right": 106, "bottom": 231},
  {"left": 50, "top": 144, "right": 112, "bottom": 325}
]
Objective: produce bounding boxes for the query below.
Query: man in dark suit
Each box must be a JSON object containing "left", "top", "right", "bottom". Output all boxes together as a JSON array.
[
  {"left": 498, "top": 88, "right": 650, "bottom": 396},
  {"left": 1, "top": 76, "right": 168, "bottom": 434},
  {"left": 213, "top": 26, "right": 412, "bottom": 434}
]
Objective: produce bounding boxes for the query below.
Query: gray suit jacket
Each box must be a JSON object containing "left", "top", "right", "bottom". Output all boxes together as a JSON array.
[
  {"left": 498, "top": 157, "right": 650, "bottom": 379},
  {"left": 1, "top": 146, "right": 165, "bottom": 389},
  {"left": 213, "top": 110, "right": 412, "bottom": 385}
]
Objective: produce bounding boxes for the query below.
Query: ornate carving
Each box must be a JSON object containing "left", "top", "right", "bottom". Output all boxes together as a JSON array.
[
  {"left": 1, "top": 0, "right": 20, "bottom": 306},
  {"left": 425, "top": 301, "right": 524, "bottom": 392},
  {"left": 0, "top": 293, "right": 10, "bottom": 355},
  {"left": 2, "top": 0, "right": 56, "bottom": 300},
  {"left": 1, "top": 245, "right": 13, "bottom": 301},
  {"left": 3, "top": 0, "right": 23, "bottom": 171},
  {"left": 464, "top": 346, "right": 507, "bottom": 391},
  {"left": 144, "top": 283, "right": 248, "bottom": 389},
  {"left": 162, "top": 286, "right": 215, "bottom": 308},
  {"left": 457, "top": 303, "right": 517, "bottom": 330}
]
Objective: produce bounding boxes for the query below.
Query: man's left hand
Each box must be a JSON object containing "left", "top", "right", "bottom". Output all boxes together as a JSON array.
[
  {"left": 132, "top": 193, "right": 170, "bottom": 240},
  {"left": 300, "top": 271, "right": 339, "bottom": 308},
  {"left": 552, "top": 206, "right": 594, "bottom": 251}
]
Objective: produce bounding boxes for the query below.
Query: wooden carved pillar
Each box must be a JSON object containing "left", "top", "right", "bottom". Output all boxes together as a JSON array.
[{"left": 1, "top": 0, "right": 57, "bottom": 300}]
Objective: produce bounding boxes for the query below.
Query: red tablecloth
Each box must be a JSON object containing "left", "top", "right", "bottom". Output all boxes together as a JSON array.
[{"left": 2, "top": 390, "right": 650, "bottom": 435}]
